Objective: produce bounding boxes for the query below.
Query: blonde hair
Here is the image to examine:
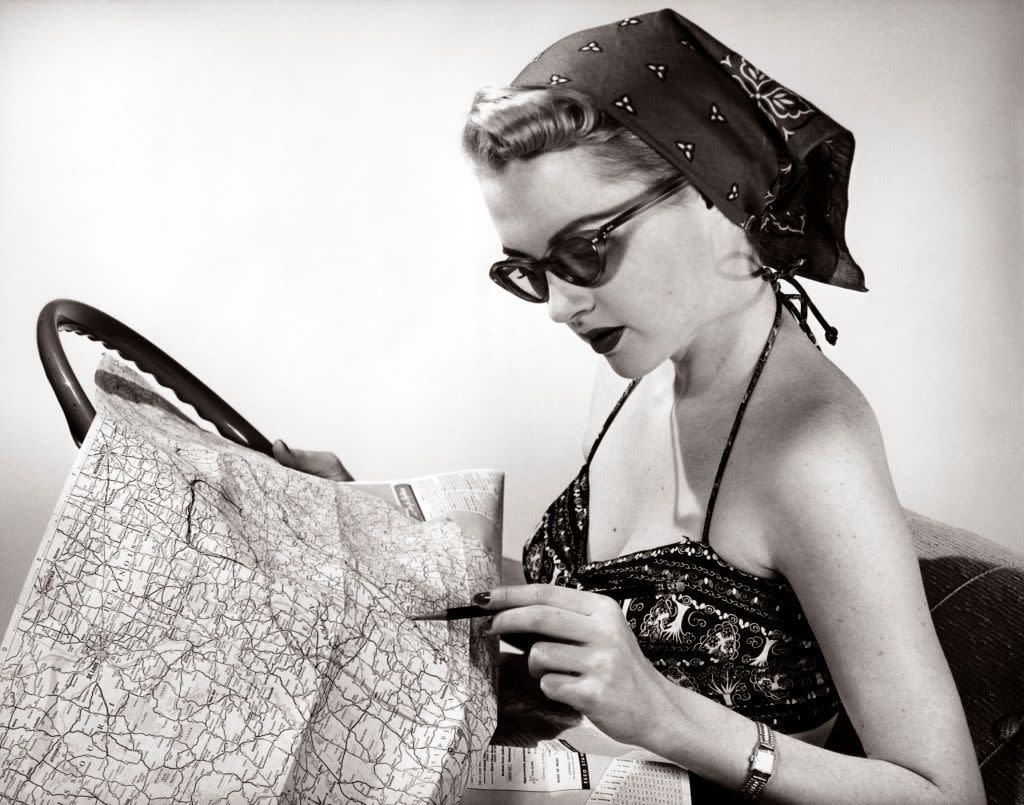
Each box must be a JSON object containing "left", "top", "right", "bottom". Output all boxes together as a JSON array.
[{"left": 462, "top": 85, "right": 692, "bottom": 193}]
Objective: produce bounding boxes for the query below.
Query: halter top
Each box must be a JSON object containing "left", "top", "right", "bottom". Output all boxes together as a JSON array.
[{"left": 522, "top": 296, "right": 840, "bottom": 733}]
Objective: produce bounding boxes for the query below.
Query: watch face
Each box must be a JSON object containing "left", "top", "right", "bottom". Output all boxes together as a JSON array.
[{"left": 752, "top": 752, "right": 775, "bottom": 775}]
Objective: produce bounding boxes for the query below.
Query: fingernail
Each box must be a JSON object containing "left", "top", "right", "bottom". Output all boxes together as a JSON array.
[
  {"left": 280, "top": 440, "right": 292, "bottom": 454},
  {"left": 472, "top": 591, "right": 491, "bottom": 606}
]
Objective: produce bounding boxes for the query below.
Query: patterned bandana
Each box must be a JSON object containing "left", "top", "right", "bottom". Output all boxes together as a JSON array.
[{"left": 511, "top": 8, "right": 867, "bottom": 340}]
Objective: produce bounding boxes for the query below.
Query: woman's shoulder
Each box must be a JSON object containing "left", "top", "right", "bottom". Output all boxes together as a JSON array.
[
  {"left": 750, "top": 314, "right": 906, "bottom": 560},
  {"left": 756, "top": 314, "right": 883, "bottom": 462}
]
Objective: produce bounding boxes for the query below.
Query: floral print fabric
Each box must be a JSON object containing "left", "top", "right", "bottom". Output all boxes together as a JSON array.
[{"left": 523, "top": 531, "right": 840, "bottom": 733}]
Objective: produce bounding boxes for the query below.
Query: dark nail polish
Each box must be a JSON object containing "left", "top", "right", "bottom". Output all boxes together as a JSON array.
[{"left": 472, "top": 591, "right": 491, "bottom": 606}]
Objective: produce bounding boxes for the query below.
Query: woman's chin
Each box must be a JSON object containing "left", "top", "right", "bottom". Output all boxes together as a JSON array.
[{"left": 603, "top": 350, "right": 654, "bottom": 380}]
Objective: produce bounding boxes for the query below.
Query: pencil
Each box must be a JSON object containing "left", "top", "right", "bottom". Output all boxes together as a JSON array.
[{"left": 409, "top": 579, "right": 686, "bottom": 621}]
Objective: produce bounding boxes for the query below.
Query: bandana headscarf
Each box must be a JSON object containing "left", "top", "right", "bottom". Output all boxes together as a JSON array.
[{"left": 512, "top": 8, "right": 866, "bottom": 344}]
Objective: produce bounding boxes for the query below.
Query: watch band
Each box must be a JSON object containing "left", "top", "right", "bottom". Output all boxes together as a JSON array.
[{"left": 739, "top": 721, "right": 776, "bottom": 800}]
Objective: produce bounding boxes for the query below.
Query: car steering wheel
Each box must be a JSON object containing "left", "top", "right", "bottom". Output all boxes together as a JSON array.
[{"left": 37, "top": 298, "right": 274, "bottom": 456}]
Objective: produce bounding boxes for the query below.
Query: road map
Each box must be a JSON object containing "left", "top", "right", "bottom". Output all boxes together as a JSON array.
[{"left": 0, "top": 355, "right": 501, "bottom": 804}]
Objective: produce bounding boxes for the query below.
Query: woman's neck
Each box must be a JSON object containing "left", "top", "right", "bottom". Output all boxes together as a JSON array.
[{"left": 670, "top": 282, "right": 777, "bottom": 402}]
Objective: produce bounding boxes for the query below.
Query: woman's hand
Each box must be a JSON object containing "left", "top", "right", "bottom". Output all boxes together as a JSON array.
[
  {"left": 478, "top": 584, "right": 677, "bottom": 748},
  {"left": 272, "top": 439, "right": 354, "bottom": 481}
]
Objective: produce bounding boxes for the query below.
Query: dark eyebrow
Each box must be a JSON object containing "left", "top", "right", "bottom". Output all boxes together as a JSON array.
[{"left": 500, "top": 204, "right": 625, "bottom": 261}]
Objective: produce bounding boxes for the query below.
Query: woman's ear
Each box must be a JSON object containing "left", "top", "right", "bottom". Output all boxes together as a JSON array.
[{"left": 704, "top": 202, "right": 759, "bottom": 281}]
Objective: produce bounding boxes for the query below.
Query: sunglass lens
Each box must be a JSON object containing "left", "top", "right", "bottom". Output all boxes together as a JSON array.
[
  {"left": 502, "top": 264, "right": 547, "bottom": 301},
  {"left": 550, "top": 238, "right": 602, "bottom": 285}
]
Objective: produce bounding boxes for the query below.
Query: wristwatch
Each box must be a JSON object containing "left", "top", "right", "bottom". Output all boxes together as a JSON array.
[{"left": 739, "top": 721, "right": 776, "bottom": 800}]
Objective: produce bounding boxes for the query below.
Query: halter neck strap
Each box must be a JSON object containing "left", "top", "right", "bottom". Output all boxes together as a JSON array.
[
  {"left": 700, "top": 293, "right": 783, "bottom": 543},
  {"left": 584, "top": 293, "right": 785, "bottom": 545}
]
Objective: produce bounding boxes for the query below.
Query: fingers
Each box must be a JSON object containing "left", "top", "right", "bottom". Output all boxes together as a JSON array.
[
  {"left": 488, "top": 604, "right": 590, "bottom": 643},
  {"left": 474, "top": 583, "right": 611, "bottom": 616},
  {"left": 273, "top": 439, "right": 300, "bottom": 468},
  {"left": 272, "top": 440, "right": 353, "bottom": 481},
  {"left": 538, "top": 673, "right": 588, "bottom": 707},
  {"left": 323, "top": 457, "right": 354, "bottom": 482},
  {"left": 526, "top": 640, "right": 584, "bottom": 679}
]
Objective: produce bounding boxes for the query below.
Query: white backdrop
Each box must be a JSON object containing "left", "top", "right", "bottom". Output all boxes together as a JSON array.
[{"left": 1, "top": 0, "right": 1022, "bottom": 629}]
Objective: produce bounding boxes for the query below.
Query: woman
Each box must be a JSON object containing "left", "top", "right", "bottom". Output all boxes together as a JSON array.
[{"left": 276, "top": 10, "right": 983, "bottom": 803}]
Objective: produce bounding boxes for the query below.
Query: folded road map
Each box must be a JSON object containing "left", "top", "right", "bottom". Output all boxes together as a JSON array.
[{"left": 0, "top": 355, "right": 501, "bottom": 804}]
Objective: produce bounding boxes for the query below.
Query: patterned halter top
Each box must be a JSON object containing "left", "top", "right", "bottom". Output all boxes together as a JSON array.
[{"left": 522, "top": 295, "right": 840, "bottom": 734}]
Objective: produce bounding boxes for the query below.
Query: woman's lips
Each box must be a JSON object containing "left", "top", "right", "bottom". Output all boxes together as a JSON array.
[{"left": 586, "top": 327, "right": 625, "bottom": 354}]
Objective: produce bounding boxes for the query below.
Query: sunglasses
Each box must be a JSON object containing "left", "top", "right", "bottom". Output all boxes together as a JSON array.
[{"left": 488, "top": 175, "right": 691, "bottom": 303}]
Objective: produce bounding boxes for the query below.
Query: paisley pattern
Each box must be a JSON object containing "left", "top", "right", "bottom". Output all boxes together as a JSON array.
[
  {"left": 722, "top": 53, "right": 817, "bottom": 140},
  {"left": 522, "top": 295, "right": 840, "bottom": 734}
]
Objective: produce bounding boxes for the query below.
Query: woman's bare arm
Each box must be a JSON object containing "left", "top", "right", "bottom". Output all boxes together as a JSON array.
[{"left": 643, "top": 396, "right": 985, "bottom": 803}]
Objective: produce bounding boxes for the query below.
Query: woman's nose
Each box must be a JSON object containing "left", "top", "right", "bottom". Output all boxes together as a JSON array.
[{"left": 545, "top": 273, "right": 589, "bottom": 324}]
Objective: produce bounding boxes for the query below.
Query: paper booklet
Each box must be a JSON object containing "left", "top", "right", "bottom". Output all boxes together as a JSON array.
[
  {"left": 0, "top": 353, "right": 501, "bottom": 804},
  {"left": 462, "top": 694, "right": 692, "bottom": 805}
]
